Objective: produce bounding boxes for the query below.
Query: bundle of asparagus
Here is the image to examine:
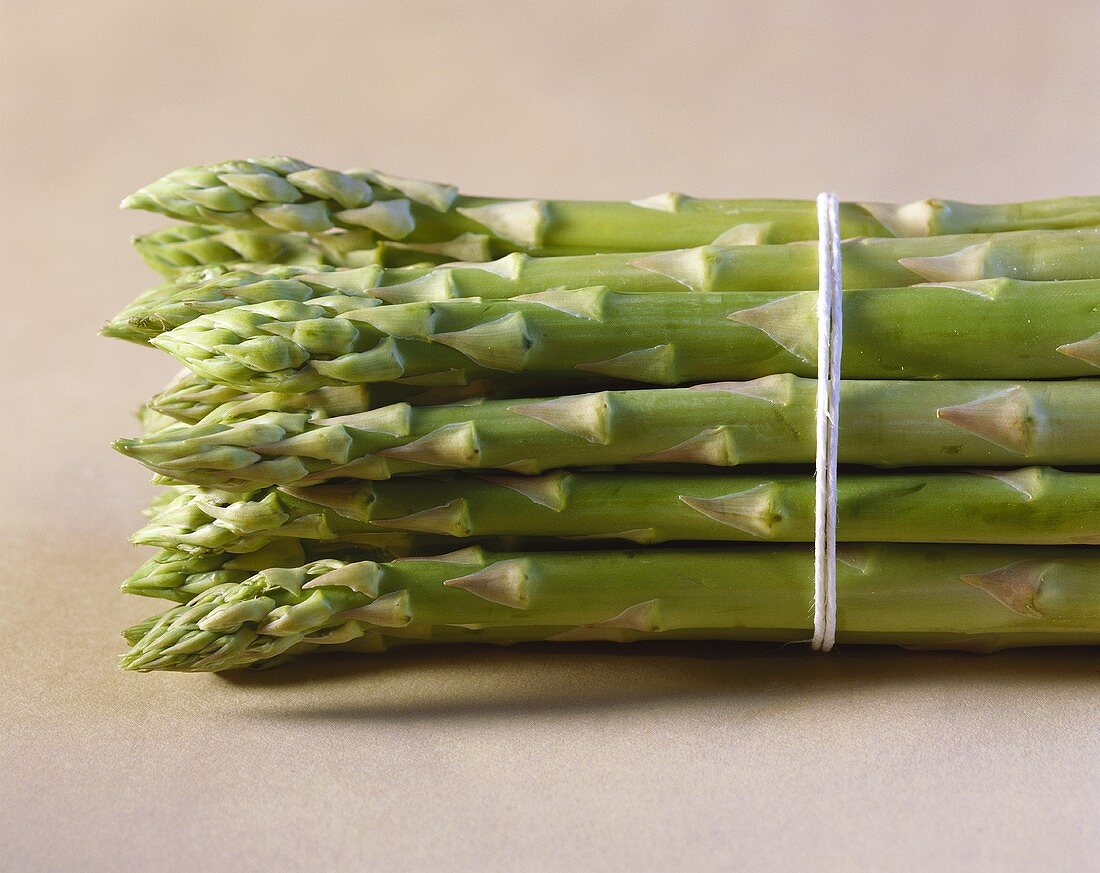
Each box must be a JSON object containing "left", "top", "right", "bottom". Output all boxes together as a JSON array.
[{"left": 108, "top": 157, "right": 1100, "bottom": 672}]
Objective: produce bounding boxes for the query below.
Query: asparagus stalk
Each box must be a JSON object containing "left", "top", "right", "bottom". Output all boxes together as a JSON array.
[
  {"left": 120, "top": 544, "right": 1100, "bottom": 670},
  {"left": 133, "top": 468, "right": 1100, "bottom": 555},
  {"left": 146, "top": 280, "right": 1100, "bottom": 391},
  {"left": 108, "top": 228, "right": 1100, "bottom": 343},
  {"left": 124, "top": 157, "right": 1100, "bottom": 252},
  {"left": 132, "top": 222, "right": 1100, "bottom": 285},
  {"left": 114, "top": 376, "right": 1100, "bottom": 490},
  {"left": 361, "top": 227, "right": 1100, "bottom": 300}
]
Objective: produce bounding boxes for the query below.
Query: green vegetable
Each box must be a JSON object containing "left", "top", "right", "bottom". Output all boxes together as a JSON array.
[
  {"left": 114, "top": 376, "right": 1100, "bottom": 490},
  {"left": 132, "top": 467, "right": 1100, "bottom": 556},
  {"left": 143, "top": 280, "right": 1100, "bottom": 391},
  {"left": 124, "top": 157, "right": 1100, "bottom": 253},
  {"left": 120, "top": 544, "right": 1100, "bottom": 671},
  {"left": 110, "top": 159, "right": 1100, "bottom": 666},
  {"left": 108, "top": 228, "right": 1100, "bottom": 343}
]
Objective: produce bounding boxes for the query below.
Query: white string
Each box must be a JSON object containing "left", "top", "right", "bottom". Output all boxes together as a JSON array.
[{"left": 812, "top": 192, "right": 842, "bottom": 652}]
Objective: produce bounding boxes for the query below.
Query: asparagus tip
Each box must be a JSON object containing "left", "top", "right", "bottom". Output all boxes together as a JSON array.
[{"left": 120, "top": 192, "right": 148, "bottom": 211}]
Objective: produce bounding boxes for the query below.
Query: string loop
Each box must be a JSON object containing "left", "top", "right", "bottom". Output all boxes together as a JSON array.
[{"left": 812, "top": 193, "right": 842, "bottom": 652}]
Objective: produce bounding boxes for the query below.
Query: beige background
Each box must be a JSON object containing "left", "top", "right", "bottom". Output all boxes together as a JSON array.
[{"left": 2, "top": 1, "right": 1098, "bottom": 870}]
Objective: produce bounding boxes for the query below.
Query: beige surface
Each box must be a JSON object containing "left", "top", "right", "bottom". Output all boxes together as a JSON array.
[{"left": 2, "top": 1, "right": 1099, "bottom": 870}]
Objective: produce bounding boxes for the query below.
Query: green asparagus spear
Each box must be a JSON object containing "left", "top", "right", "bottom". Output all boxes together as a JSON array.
[
  {"left": 132, "top": 468, "right": 1100, "bottom": 555},
  {"left": 114, "top": 376, "right": 1100, "bottom": 489},
  {"left": 145, "top": 280, "right": 1100, "bottom": 391},
  {"left": 120, "top": 544, "right": 1100, "bottom": 670},
  {"left": 107, "top": 228, "right": 1100, "bottom": 343},
  {"left": 631, "top": 227, "right": 1100, "bottom": 289},
  {"left": 124, "top": 157, "right": 1100, "bottom": 252},
  {"left": 131, "top": 222, "right": 1100, "bottom": 286},
  {"left": 367, "top": 227, "right": 1100, "bottom": 301}
]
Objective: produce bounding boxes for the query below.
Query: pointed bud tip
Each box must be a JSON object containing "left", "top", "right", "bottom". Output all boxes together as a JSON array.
[
  {"left": 99, "top": 321, "right": 130, "bottom": 340},
  {"left": 112, "top": 438, "right": 137, "bottom": 455},
  {"left": 120, "top": 192, "right": 151, "bottom": 210},
  {"left": 147, "top": 334, "right": 182, "bottom": 355}
]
